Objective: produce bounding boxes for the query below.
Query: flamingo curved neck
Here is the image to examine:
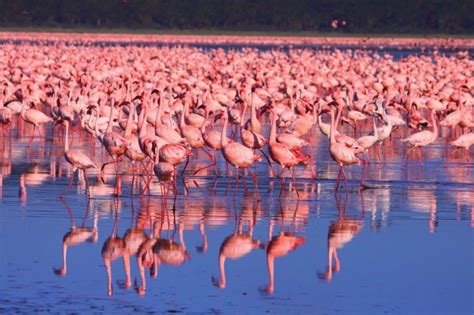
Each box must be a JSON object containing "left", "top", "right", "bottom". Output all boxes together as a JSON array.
[
  {"left": 124, "top": 104, "right": 135, "bottom": 137},
  {"left": 218, "top": 254, "right": 226, "bottom": 287},
  {"left": 431, "top": 111, "right": 438, "bottom": 140},
  {"left": 250, "top": 93, "right": 258, "bottom": 125},
  {"left": 106, "top": 101, "right": 114, "bottom": 134},
  {"left": 138, "top": 105, "right": 147, "bottom": 138},
  {"left": 64, "top": 121, "right": 70, "bottom": 152},
  {"left": 269, "top": 112, "right": 277, "bottom": 145},
  {"left": 372, "top": 116, "right": 378, "bottom": 138},
  {"left": 329, "top": 110, "right": 336, "bottom": 145},
  {"left": 221, "top": 115, "right": 229, "bottom": 147}
]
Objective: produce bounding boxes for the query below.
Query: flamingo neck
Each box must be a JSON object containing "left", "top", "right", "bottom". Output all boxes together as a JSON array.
[
  {"left": 106, "top": 102, "right": 114, "bottom": 134},
  {"left": 138, "top": 106, "right": 147, "bottom": 138},
  {"left": 250, "top": 94, "right": 258, "bottom": 125},
  {"left": 269, "top": 112, "right": 277, "bottom": 145},
  {"left": 93, "top": 109, "right": 101, "bottom": 139},
  {"left": 180, "top": 101, "right": 188, "bottom": 129},
  {"left": 240, "top": 102, "right": 248, "bottom": 127},
  {"left": 221, "top": 115, "right": 229, "bottom": 147},
  {"left": 372, "top": 116, "right": 378, "bottom": 138},
  {"left": 201, "top": 110, "right": 209, "bottom": 133},
  {"left": 62, "top": 243, "right": 68, "bottom": 275},
  {"left": 218, "top": 254, "right": 226, "bottom": 287},
  {"left": 64, "top": 121, "right": 70, "bottom": 152},
  {"left": 267, "top": 254, "right": 275, "bottom": 293},
  {"left": 156, "top": 92, "right": 164, "bottom": 127},
  {"left": 329, "top": 110, "right": 336, "bottom": 145},
  {"left": 123, "top": 105, "right": 133, "bottom": 136},
  {"left": 431, "top": 111, "right": 438, "bottom": 138}
]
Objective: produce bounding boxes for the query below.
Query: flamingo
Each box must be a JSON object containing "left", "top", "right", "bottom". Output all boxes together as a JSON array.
[
  {"left": 54, "top": 199, "right": 98, "bottom": 276},
  {"left": 327, "top": 106, "right": 361, "bottom": 192},
  {"left": 212, "top": 233, "right": 260, "bottom": 288},
  {"left": 95, "top": 99, "right": 128, "bottom": 196},
  {"left": 193, "top": 109, "right": 222, "bottom": 176},
  {"left": 20, "top": 102, "right": 52, "bottom": 139},
  {"left": 268, "top": 110, "right": 311, "bottom": 187},
  {"left": 401, "top": 110, "right": 438, "bottom": 161},
  {"left": 220, "top": 110, "right": 261, "bottom": 183},
  {"left": 179, "top": 99, "right": 206, "bottom": 175},
  {"left": 102, "top": 219, "right": 131, "bottom": 296},
  {"left": 357, "top": 115, "right": 379, "bottom": 150},
  {"left": 62, "top": 120, "right": 97, "bottom": 196},
  {"left": 450, "top": 132, "right": 474, "bottom": 162},
  {"left": 154, "top": 90, "right": 185, "bottom": 144},
  {"left": 262, "top": 231, "right": 305, "bottom": 294}
]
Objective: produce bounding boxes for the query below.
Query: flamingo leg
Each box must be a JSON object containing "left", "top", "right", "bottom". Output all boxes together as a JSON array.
[
  {"left": 61, "top": 169, "right": 76, "bottom": 197},
  {"left": 335, "top": 166, "right": 342, "bottom": 191},
  {"left": 193, "top": 148, "right": 217, "bottom": 176},
  {"left": 234, "top": 168, "right": 240, "bottom": 194},
  {"left": 359, "top": 158, "right": 367, "bottom": 189},
  {"left": 181, "top": 155, "right": 190, "bottom": 176},
  {"left": 290, "top": 167, "right": 300, "bottom": 199},
  {"left": 251, "top": 169, "right": 260, "bottom": 199},
  {"left": 100, "top": 160, "right": 115, "bottom": 182},
  {"left": 113, "top": 159, "right": 122, "bottom": 197},
  {"left": 130, "top": 162, "right": 135, "bottom": 196},
  {"left": 83, "top": 169, "right": 91, "bottom": 196},
  {"left": 29, "top": 126, "right": 36, "bottom": 143},
  {"left": 260, "top": 149, "right": 274, "bottom": 177},
  {"left": 341, "top": 166, "right": 349, "bottom": 195}
]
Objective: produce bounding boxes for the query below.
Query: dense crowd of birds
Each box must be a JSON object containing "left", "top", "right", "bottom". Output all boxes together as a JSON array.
[{"left": 0, "top": 38, "right": 473, "bottom": 198}]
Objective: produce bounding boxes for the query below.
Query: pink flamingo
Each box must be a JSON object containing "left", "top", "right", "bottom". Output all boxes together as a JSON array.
[
  {"left": 327, "top": 106, "right": 361, "bottom": 192},
  {"left": 62, "top": 120, "right": 97, "bottom": 196},
  {"left": 401, "top": 110, "right": 438, "bottom": 161},
  {"left": 220, "top": 110, "right": 261, "bottom": 187},
  {"left": 268, "top": 110, "right": 311, "bottom": 190}
]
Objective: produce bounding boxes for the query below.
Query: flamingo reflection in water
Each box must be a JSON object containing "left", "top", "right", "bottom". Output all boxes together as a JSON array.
[
  {"left": 212, "top": 199, "right": 261, "bottom": 289},
  {"left": 102, "top": 199, "right": 132, "bottom": 296},
  {"left": 53, "top": 198, "right": 98, "bottom": 276},
  {"left": 318, "top": 195, "right": 363, "bottom": 281},
  {"left": 261, "top": 201, "right": 306, "bottom": 294},
  {"left": 135, "top": 198, "right": 191, "bottom": 295}
]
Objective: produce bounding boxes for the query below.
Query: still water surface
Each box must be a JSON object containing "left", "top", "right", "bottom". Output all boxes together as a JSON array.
[{"left": 0, "top": 110, "right": 473, "bottom": 314}]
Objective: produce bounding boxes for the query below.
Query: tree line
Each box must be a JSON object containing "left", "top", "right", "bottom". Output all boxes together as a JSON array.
[{"left": 0, "top": 0, "right": 472, "bottom": 34}]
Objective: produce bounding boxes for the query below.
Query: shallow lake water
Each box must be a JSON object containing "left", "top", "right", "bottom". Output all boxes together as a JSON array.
[{"left": 0, "top": 111, "right": 473, "bottom": 314}]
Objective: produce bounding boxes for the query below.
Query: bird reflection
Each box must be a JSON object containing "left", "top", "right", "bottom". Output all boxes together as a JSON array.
[
  {"left": 261, "top": 202, "right": 306, "bottom": 294},
  {"left": 54, "top": 198, "right": 98, "bottom": 276},
  {"left": 134, "top": 197, "right": 191, "bottom": 295},
  {"left": 102, "top": 199, "right": 131, "bottom": 296},
  {"left": 318, "top": 195, "right": 363, "bottom": 281},
  {"left": 212, "top": 200, "right": 261, "bottom": 289}
]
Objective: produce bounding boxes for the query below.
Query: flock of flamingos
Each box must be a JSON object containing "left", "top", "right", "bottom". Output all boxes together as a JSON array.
[
  {"left": 1, "top": 35, "right": 472, "bottom": 197},
  {"left": 0, "top": 34, "right": 473, "bottom": 296}
]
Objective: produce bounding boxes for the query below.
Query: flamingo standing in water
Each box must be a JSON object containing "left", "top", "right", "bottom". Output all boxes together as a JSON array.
[
  {"left": 220, "top": 110, "right": 261, "bottom": 186},
  {"left": 20, "top": 102, "right": 52, "bottom": 140},
  {"left": 449, "top": 132, "right": 474, "bottom": 162},
  {"left": 327, "top": 106, "right": 361, "bottom": 192},
  {"left": 62, "top": 120, "right": 97, "bottom": 196},
  {"left": 401, "top": 110, "right": 438, "bottom": 161},
  {"left": 95, "top": 99, "right": 128, "bottom": 196},
  {"left": 268, "top": 110, "right": 311, "bottom": 190},
  {"left": 194, "top": 109, "right": 222, "bottom": 176}
]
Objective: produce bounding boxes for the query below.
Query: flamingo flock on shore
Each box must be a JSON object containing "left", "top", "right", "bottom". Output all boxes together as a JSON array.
[{"left": 0, "top": 35, "right": 473, "bottom": 198}]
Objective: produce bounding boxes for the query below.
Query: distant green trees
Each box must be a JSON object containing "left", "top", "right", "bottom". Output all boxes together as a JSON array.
[{"left": 0, "top": 0, "right": 472, "bottom": 34}]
